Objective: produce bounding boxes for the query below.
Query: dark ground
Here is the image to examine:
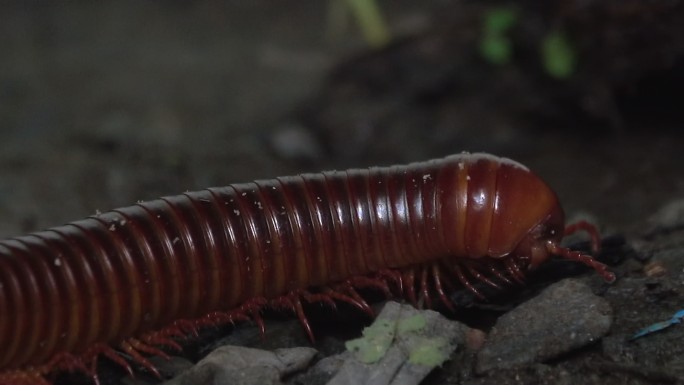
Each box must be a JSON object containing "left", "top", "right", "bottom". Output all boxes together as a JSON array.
[{"left": 1, "top": 1, "right": 684, "bottom": 384}]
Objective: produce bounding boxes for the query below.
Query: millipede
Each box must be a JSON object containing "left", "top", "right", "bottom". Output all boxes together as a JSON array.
[{"left": 0, "top": 152, "right": 615, "bottom": 385}]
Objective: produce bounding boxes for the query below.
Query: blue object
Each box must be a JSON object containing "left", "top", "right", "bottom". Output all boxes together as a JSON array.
[{"left": 630, "top": 309, "right": 684, "bottom": 340}]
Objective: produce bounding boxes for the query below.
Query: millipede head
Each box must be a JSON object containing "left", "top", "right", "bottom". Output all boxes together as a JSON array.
[
  {"left": 440, "top": 155, "right": 613, "bottom": 283},
  {"left": 510, "top": 202, "right": 566, "bottom": 271},
  {"left": 515, "top": 213, "right": 615, "bottom": 283}
]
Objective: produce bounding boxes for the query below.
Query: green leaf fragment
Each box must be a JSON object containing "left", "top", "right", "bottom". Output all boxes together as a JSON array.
[
  {"left": 346, "top": 310, "right": 452, "bottom": 367},
  {"left": 542, "top": 32, "right": 576, "bottom": 79},
  {"left": 408, "top": 337, "right": 450, "bottom": 367},
  {"left": 479, "top": 8, "right": 517, "bottom": 65},
  {"left": 346, "top": 0, "right": 390, "bottom": 47},
  {"left": 397, "top": 314, "right": 427, "bottom": 334},
  {"left": 480, "top": 35, "right": 513, "bottom": 65},
  {"left": 345, "top": 319, "right": 395, "bottom": 364}
]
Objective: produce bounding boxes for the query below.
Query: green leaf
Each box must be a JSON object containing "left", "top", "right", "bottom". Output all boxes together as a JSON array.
[
  {"left": 408, "top": 337, "right": 450, "bottom": 367},
  {"left": 542, "top": 32, "right": 576, "bottom": 79},
  {"left": 346, "top": 0, "right": 390, "bottom": 47},
  {"left": 397, "top": 314, "right": 426, "bottom": 334},
  {"left": 345, "top": 319, "right": 395, "bottom": 363},
  {"left": 479, "top": 35, "right": 513, "bottom": 65},
  {"left": 479, "top": 7, "right": 517, "bottom": 65}
]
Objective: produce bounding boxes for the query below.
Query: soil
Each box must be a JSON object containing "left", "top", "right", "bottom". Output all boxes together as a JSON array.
[{"left": 1, "top": 1, "right": 684, "bottom": 384}]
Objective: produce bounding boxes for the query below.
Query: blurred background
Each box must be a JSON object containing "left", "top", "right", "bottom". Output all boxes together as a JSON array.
[{"left": 1, "top": 0, "right": 683, "bottom": 238}]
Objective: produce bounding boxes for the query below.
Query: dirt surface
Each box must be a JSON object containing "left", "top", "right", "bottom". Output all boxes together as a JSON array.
[{"left": 2, "top": 1, "right": 684, "bottom": 385}]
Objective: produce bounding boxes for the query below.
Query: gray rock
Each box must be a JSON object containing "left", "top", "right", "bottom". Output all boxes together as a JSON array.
[
  {"left": 268, "top": 122, "right": 323, "bottom": 162},
  {"left": 647, "top": 198, "right": 684, "bottom": 232},
  {"left": 163, "top": 345, "right": 317, "bottom": 385},
  {"left": 476, "top": 278, "right": 613, "bottom": 373},
  {"left": 326, "top": 301, "right": 470, "bottom": 385}
]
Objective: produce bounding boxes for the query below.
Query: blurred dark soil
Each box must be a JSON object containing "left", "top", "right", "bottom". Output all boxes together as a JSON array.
[{"left": 2, "top": 1, "right": 684, "bottom": 384}]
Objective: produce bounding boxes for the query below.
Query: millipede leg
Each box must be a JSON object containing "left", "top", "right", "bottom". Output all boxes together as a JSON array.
[
  {"left": 377, "top": 269, "right": 404, "bottom": 295},
  {"left": 299, "top": 289, "right": 337, "bottom": 310},
  {"left": 321, "top": 286, "right": 372, "bottom": 316},
  {"left": 464, "top": 263, "right": 500, "bottom": 289},
  {"left": 340, "top": 283, "right": 374, "bottom": 316},
  {"left": 170, "top": 319, "right": 201, "bottom": 337},
  {"left": 291, "top": 296, "right": 315, "bottom": 342},
  {"left": 212, "top": 307, "right": 257, "bottom": 331},
  {"left": 431, "top": 264, "right": 455, "bottom": 312},
  {"left": 268, "top": 293, "right": 314, "bottom": 341},
  {"left": 564, "top": 220, "right": 602, "bottom": 254},
  {"left": 348, "top": 275, "right": 392, "bottom": 298},
  {"left": 454, "top": 265, "right": 485, "bottom": 299},
  {"left": 241, "top": 298, "right": 268, "bottom": 337},
  {"left": 504, "top": 258, "right": 526, "bottom": 283},
  {"left": 487, "top": 263, "right": 512, "bottom": 285},
  {"left": 420, "top": 266, "right": 431, "bottom": 309},
  {"left": 546, "top": 241, "right": 616, "bottom": 282},
  {"left": 139, "top": 331, "right": 183, "bottom": 352},
  {"left": 125, "top": 338, "right": 170, "bottom": 360},
  {"left": 82, "top": 343, "right": 134, "bottom": 378},
  {"left": 401, "top": 269, "right": 418, "bottom": 306},
  {"left": 119, "top": 340, "right": 161, "bottom": 379}
]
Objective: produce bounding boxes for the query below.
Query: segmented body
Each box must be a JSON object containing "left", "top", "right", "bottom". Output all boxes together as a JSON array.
[{"left": 0, "top": 153, "right": 614, "bottom": 384}]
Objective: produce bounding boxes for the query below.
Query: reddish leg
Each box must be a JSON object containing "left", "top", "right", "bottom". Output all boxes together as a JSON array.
[
  {"left": 564, "top": 220, "right": 601, "bottom": 254},
  {"left": 81, "top": 343, "right": 134, "bottom": 380},
  {"left": 348, "top": 275, "right": 392, "bottom": 298},
  {"left": 269, "top": 293, "right": 315, "bottom": 342},
  {"left": 464, "top": 263, "right": 501, "bottom": 289},
  {"left": 438, "top": 266, "right": 457, "bottom": 294},
  {"left": 125, "top": 338, "right": 169, "bottom": 360},
  {"left": 546, "top": 241, "right": 615, "bottom": 282},
  {"left": 453, "top": 265, "right": 485, "bottom": 299},
  {"left": 420, "top": 266, "right": 431, "bottom": 309},
  {"left": 487, "top": 263, "right": 512, "bottom": 285},
  {"left": 239, "top": 298, "right": 268, "bottom": 336},
  {"left": 299, "top": 289, "right": 338, "bottom": 310},
  {"left": 377, "top": 269, "right": 404, "bottom": 295},
  {"left": 119, "top": 340, "right": 161, "bottom": 379},
  {"left": 431, "top": 264, "right": 456, "bottom": 312},
  {"left": 205, "top": 308, "right": 252, "bottom": 327},
  {"left": 401, "top": 269, "right": 418, "bottom": 307},
  {"left": 291, "top": 296, "right": 314, "bottom": 342},
  {"left": 323, "top": 285, "right": 373, "bottom": 316},
  {"left": 139, "top": 330, "right": 183, "bottom": 352},
  {"left": 505, "top": 258, "right": 526, "bottom": 283},
  {"left": 268, "top": 283, "right": 387, "bottom": 343},
  {"left": 339, "top": 282, "right": 374, "bottom": 316},
  {"left": 169, "top": 319, "right": 201, "bottom": 338}
]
